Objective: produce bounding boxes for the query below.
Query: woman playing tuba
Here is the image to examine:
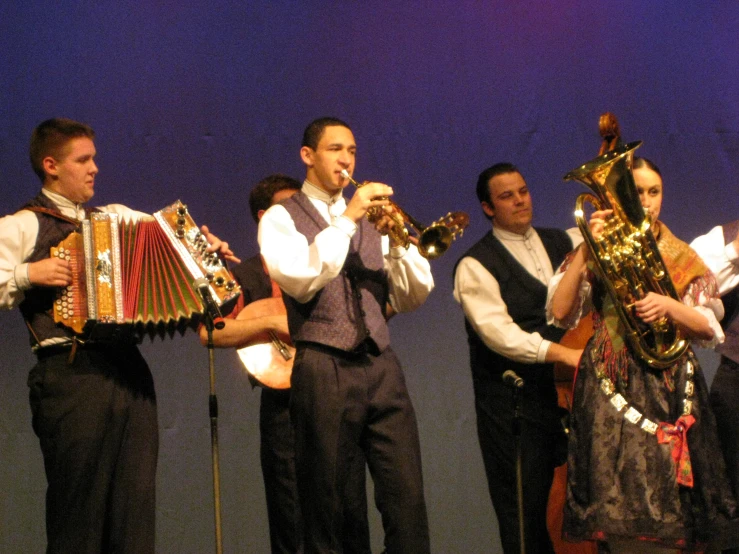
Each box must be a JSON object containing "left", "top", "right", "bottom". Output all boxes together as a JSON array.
[{"left": 547, "top": 156, "right": 737, "bottom": 552}]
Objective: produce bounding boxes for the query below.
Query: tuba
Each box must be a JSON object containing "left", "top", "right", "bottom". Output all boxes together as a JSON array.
[
  {"left": 564, "top": 137, "right": 688, "bottom": 369},
  {"left": 340, "top": 170, "right": 469, "bottom": 259}
]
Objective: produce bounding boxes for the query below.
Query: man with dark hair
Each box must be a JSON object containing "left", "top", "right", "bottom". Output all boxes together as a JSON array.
[
  {"left": 247, "top": 174, "right": 301, "bottom": 224},
  {"left": 0, "top": 117, "right": 236, "bottom": 554},
  {"left": 453, "top": 163, "right": 582, "bottom": 554},
  {"left": 259, "top": 117, "right": 433, "bottom": 553},
  {"left": 29, "top": 118, "right": 97, "bottom": 181},
  {"left": 200, "top": 174, "right": 371, "bottom": 553},
  {"left": 301, "top": 116, "right": 351, "bottom": 151},
  {"left": 691, "top": 223, "right": 739, "bottom": 554}
]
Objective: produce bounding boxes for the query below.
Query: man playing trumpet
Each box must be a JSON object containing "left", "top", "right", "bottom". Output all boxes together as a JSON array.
[
  {"left": 199, "top": 174, "right": 371, "bottom": 553},
  {"left": 259, "top": 117, "right": 433, "bottom": 554}
]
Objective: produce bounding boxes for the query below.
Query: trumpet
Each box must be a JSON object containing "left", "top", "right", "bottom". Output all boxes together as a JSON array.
[{"left": 340, "top": 170, "right": 469, "bottom": 260}]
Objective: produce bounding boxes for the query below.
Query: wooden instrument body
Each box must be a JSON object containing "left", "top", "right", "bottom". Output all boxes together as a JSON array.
[
  {"left": 545, "top": 114, "right": 619, "bottom": 553},
  {"left": 235, "top": 297, "right": 294, "bottom": 390},
  {"left": 546, "top": 316, "right": 597, "bottom": 554}
]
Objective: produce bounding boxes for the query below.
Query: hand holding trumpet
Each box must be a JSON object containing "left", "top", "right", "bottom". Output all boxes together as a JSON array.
[
  {"left": 373, "top": 206, "right": 418, "bottom": 248},
  {"left": 340, "top": 171, "right": 411, "bottom": 248},
  {"left": 339, "top": 169, "right": 468, "bottom": 258},
  {"left": 345, "top": 185, "right": 412, "bottom": 247},
  {"left": 343, "top": 181, "right": 393, "bottom": 223}
]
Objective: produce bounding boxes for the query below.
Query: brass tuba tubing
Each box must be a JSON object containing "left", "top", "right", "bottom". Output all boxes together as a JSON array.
[
  {"left": 568, "top": 142, "right": 688, "bottom": 369},
  {"left": 339, "top": 170, "right": 455, "bottom": 260}
]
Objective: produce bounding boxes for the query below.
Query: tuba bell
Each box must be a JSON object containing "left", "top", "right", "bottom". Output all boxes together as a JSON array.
[{"left": 564, "top": 140, "right": 688, "bottom": 369}]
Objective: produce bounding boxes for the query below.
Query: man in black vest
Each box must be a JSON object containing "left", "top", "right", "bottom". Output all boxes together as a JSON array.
[
  {"left": 691, "top": 222, "right": 739, "bottom": 554},
  {"left": 0, "top": 118, "right": 236, "bottom": 554},
  {"left": 259, "top": 117, "right": 433, "bottom": 554},
  {"left": 453, "top": 163, "right": 582, "bottom": 554},
  {"left": 199, "top": 174, "right": 370, "bottom": 553}
]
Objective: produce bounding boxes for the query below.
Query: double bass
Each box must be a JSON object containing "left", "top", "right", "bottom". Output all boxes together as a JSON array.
[{"left": 545, "top": 114, "right": 623, "bottom": 554}]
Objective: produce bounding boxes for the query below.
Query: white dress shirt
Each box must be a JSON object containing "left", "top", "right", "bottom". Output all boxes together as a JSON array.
[
  {"left": 258, "top": 180, "right": 434, "bottom": 313},
  {"left": 691, "top": 224, "right": 739, "bottom": 296},
  {"left": 0, "top": 188, "right": 148, "bottom": 310},
  {"left": 453, "top": 223, "right": 581, "bottom": 364}
]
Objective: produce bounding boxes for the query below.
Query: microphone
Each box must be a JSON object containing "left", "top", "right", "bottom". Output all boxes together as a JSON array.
[
  {"left": 194, "top": 278, "right": 225, "bottom": 330},
  {"left": 502, "top": 370, "right": 525, "bottom": 389}
]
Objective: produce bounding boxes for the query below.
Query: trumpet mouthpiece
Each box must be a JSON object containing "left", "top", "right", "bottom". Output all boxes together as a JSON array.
[{"left": 340, "top": 170, "right": 351, "bottom": 179}]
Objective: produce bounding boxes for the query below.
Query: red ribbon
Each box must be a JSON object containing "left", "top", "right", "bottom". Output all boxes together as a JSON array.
[{"left": 657, "top": 414, "right": 695, "bottom": 488}]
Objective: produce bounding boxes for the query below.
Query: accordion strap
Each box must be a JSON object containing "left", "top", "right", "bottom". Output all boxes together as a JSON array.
[
  {"left": 24, "top": 318, "right": 43, "bottom": 348},
  {"left": 23, "top": 206, "right": 82, "bottom": 226},
  {"left": 24, "top": 205, "right": 103, "bottom": 226}
]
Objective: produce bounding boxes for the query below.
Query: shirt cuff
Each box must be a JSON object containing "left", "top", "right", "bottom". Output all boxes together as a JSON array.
[
  {"left": 537, "top": 339, "right": 551, "bottom": 364},
  {"left": 693, "top": 304, "right": 725, "bottom": 350},
  {"left": 14, "top": 263, "right": 31, "bottom": 290},
  {"left": 332, "top": 215, "right": 358, "bottom": 238},
  {"left": 389, "top": 245, "right": 407, "bottom": 259}
]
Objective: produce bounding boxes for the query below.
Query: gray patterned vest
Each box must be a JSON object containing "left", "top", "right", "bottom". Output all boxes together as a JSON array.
[{"left": 281, "top": 192, "right": 390, "bottom": 352}]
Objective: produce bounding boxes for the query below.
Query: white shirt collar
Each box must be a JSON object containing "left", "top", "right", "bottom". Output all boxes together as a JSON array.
[
  {"left": 41, "top": 187, "right": 86, "bottom": 219},
  {"left": 492, "top": 223, "right": 534, "bottom": 242},
  {"left": 302, "top": 180, "right": 344, "bottom": 205}
]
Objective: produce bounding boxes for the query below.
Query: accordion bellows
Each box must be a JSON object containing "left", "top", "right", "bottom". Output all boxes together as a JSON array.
[{"left": 51, "top": 200, "right": 240, "bottom": 340}]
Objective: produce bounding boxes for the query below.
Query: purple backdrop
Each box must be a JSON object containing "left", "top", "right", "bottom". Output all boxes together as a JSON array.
[{"left": 1, "top": 2, "right": 737, "bottom": 552}]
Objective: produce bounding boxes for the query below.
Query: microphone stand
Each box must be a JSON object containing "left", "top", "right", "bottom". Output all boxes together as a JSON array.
[
  {"left": 203, "top": 315, "right": 224, "bottom": 554},
  {"left": 512, "top": 384, "right": 526, "bottom": 554}
]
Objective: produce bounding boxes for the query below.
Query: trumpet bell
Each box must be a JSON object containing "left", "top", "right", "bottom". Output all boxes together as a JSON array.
[
  {"left": 418, "top": 225, "right": 453, "bottom": 260},
  {"left": 416, "top": 211, "right": 469, "bottom": 260}
]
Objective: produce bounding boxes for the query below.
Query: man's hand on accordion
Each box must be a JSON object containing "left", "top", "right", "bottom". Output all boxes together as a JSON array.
[
  {"left": 28, "top": 257, "right": 73, "bottom": 287},
  {"left": 200, "top": 225, "right": 241, "bottom": 264}
]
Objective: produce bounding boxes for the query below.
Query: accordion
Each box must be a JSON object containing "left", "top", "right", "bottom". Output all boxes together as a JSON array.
[{"left": 51, "top": 200, "right": 240, "bottom": 340}]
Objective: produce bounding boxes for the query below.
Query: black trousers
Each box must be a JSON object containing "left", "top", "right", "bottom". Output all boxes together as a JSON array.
[
  {"left": 28, "top": 345, "right": 158, "bottom": 554},
  {"left": 260, "top": 388, "right": 370, "bottom": 554},
  {"left": 260, "top": 388, "right": 302, "bottom": 554},
  {"left": 710, "top": 356, "right": 739, "bottom": 554},
  {"left": 290, "top": 343, "right": 430, "bottom": 554},
  {"left": 473, "top": 377, "right": 562, "bottom": 554}
]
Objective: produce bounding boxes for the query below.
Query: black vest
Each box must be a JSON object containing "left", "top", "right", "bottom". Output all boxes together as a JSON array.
[
  {"left": 717, "top": 220, "right": 739, "bottom": 363},
  {"left": 280, "top": 192, "right": 390, "bottom": 352},
  {"left": 231, "top": 254, "right": 272, "bottom": 305},
  {"left": 17, "top": 193, "right": 83, "bottom": 346},
  {"left": 455, "top": 228, "right": 572, "bottom": 386}
]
